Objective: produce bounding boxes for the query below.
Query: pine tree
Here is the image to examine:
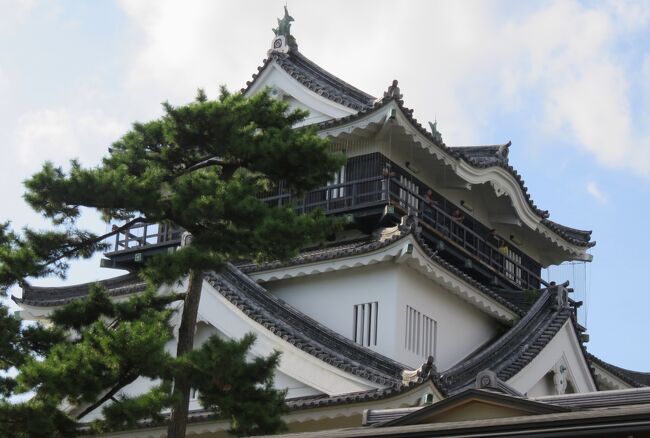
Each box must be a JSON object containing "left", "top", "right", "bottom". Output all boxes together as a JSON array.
[{"left": 0, "top": 88, "right": 343, "bottom": 437}]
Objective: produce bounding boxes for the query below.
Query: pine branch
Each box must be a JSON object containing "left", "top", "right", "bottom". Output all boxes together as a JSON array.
[
  {"left": 29, "top": 217, "right": 147, "bottom": 280},
  {"left": 75, "top": 372, "right": 139, "bottom": 420},
  {"left": 175, "top": 156, "right": 245, "bottom": 181}
]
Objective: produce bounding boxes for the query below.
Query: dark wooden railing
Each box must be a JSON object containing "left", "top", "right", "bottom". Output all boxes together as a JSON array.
[
  {"left": 104, "top": 175, "right": 545, "bottom": 290},
  {"left": 105, "top": 222, "right": 182, "bottom": 255},
  {"left": 260, "top": 175, "right": 388, "bottom": 214},
  {"left": 385, "top": 177, "right": 547, "bottom": 290}
]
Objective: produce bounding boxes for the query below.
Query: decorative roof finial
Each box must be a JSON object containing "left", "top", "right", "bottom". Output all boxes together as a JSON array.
[
  {"left": 273, "top": 6, "right": 294, "bottom": 38},
  {"left": 270, "top": 6, "right": 297, "bottom": 53},
  {"left": 428, "top": 119, "right": 443, "bottom": 143},
  {"left": 382, "top": 79, "right": 403, "bottom": 103}
]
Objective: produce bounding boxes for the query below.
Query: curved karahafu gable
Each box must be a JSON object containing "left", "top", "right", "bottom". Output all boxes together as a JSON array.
[{"left": 317, "top": 83, "right": 594, "bottom": 264}]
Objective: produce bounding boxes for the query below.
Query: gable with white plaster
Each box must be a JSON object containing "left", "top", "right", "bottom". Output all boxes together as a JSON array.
[
  {"left": 244, "top": 62, "right": 356, "bottom": 125},
  {"left": 507, "top": 321, "right": 596, "bottom": 396}
]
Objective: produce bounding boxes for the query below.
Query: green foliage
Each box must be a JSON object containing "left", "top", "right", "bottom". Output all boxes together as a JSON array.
[
  {"left": 93, "top": 383, "right": 174, "bottom": 433},
  {"left": 0, "top": 305, "right": 64, "bottom": 400},
  {"left": 185, "top": 334, "right": 288, "bottom": 437},
  {"left": 1, "top": 88, "right": 343, "bottom": 435},
  {"left": 0, "top": 222, "right": 107, "bottom": 289},
  {"left": 19, "top": 306, "right": 173, "bottom": 405},
  {"left": 0, "top": 399, "right": 76, "bottom": 438}
]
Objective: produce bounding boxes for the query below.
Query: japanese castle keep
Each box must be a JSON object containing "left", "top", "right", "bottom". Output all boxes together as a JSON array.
[{"left": 14, "top": 8, "right": 650, "bottom": 437}]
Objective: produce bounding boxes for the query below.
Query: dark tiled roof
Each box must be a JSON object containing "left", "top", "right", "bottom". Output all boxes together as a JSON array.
[
  {"left": 239, "top": 236, "right": 384, "bottom": 273},
  {"left": 102, "top": 383, "right": 432, "bottom": 431},
  {"left": 536, "top": 386, "right": 650, "bottom": 408},
  {"left": 284, "top": 383, "right": 425, "bottom": 411},
  {"left": 13, "top": 273, "right": 146, "bottom": 307},
  {"left": 439, "top": 284, "right": 573, "bottom": 393},
  {"left": 242, "top": 49, "right": 376, "bottom": 111},
  {"left": 366, "top": 387, "right": 650, "bottom": 427},
  {"left": 207, "top": 264, "right": 406, "bottom": 388},
  {"left": 378, "top": 389, "right": 568, "bottom": 427},
  {"left": 541, "top": 219, "right": 595, "bottom": 248},
  {"left": 318, "top": 83, "right": 549, "bottom": 218},
  {"left": 448, "top": 143, "right": 511, "bottom": 167},
  {"left": 588, "top": 353, "right": 650, "bottom": 388}
]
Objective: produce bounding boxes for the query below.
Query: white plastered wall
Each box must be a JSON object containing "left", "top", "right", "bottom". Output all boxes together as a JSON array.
[
  {"left": 265, "top": 261, "right": 503, "bottom": 372},
  {"left": 394, "top": 264, "right": 501, "bottom": 371},
  {"left": 266, "top": 263, "right": 399, "bottom": 361}
]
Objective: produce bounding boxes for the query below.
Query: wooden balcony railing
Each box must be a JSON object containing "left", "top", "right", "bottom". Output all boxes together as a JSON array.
[
  {"left": 104, "top": 222, "right": 183, "bottom": 256},
  {"left": 104, "top": 176, "right": 546, "bottom": 290},
  {"left": 259, "top": 175, "right": 388, "bottom": 214},
  {"left": 385, "top": 177, "right": 547, "bottom": 290}
]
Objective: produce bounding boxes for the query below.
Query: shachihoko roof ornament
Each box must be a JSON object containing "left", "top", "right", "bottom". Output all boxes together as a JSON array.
[
  {"left": 270, "top": 6, "right": 297, "bottom": 53},
  {"left": 428, "top": 120, "right": 443, "bottom": 143}
]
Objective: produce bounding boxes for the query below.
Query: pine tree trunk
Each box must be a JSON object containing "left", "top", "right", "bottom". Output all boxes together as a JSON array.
[{"left": 167, "top": 269, "right": 204, "bottom": 438}]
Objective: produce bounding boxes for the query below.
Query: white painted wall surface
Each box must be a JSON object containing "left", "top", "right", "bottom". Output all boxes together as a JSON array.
[
  {"left": 267, "top": 263, "right": 400, "bottom": 361},
  {"left": 526, "top": 372, "right": 556, "bottom": 397},
  {"left": 394, "top": 265, "right": 501, "bottom": 371},
  {"left": 265, "top": 261, "right": 503, "bottom": 372}
]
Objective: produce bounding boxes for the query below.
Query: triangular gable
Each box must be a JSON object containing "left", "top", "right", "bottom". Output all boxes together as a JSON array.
[
  {"left": 507, "top": 319, "right": 597, "bottom": 396},
  {"left": 380, "top": 389, "right": 567, "bottom": 426},
  {"left": 243, "top": 51, "right": 373, "bottom": 125}
]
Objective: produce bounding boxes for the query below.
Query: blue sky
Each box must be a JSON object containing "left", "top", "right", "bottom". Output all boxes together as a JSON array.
[{"left": 1, "top": 0, "right": 649, "bottom": 371}]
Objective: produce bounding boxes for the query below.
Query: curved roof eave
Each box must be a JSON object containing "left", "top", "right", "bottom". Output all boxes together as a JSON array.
[
  {"left": 316, "top": 85, "right": 595, "bottom": 253},
  {"left": 206, "top": 264, "right": 408, "bottom": 388},
  {"left": 588, "top": 353, "right": 650, "bottom": 388},
  {"left": 241, "top": 49, "right": 376, "bottom": 112},
  {"left": 13, "top": 273, "right": 146, "bottom": 307},
  {"left": 242, "top": 227, "right": 524, "bottom": 319}
]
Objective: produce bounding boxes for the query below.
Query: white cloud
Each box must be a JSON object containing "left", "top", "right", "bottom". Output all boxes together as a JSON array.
[
  {"left": 499, "top": 1, "right": 650, "bottom": 175},
  {"left": 117, "top": 0, "right": 280, "bottom": 114},
  {"left": 0, "top": 66, "right": 9, "bottom": 106},
  {"left": 0, "top": 0, "right": 38, "bottom": 30},
  {"left": 13, "top": 108, "right": 124, "bottom": 169},
  {"left": 586, "top": 181, "right": 607, "bottom": 203},
  {"left": 13, "top": 0, "right": 650, "bottom": 178}
]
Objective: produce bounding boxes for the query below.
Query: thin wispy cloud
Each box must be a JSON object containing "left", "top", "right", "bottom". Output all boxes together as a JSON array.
[{"left": 586, "top": 181, "right": 607, "bottom": 204}]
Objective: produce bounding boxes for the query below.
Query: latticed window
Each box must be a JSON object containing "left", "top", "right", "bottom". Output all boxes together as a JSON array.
[
  {"left": 505, "top": 248, "right": 522, "bottom": 285},
  {"left": 352, "top": 302, "right": 378, "bottom": 347},
  {"left": 399, "top": 175, "right": 420, "bottom": 213},
  {"left": 327, "top": 165, "right": 346, "bottom": 199},
  {"left": 405, "top": 305, "right": 436, "bottom": 359}
]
